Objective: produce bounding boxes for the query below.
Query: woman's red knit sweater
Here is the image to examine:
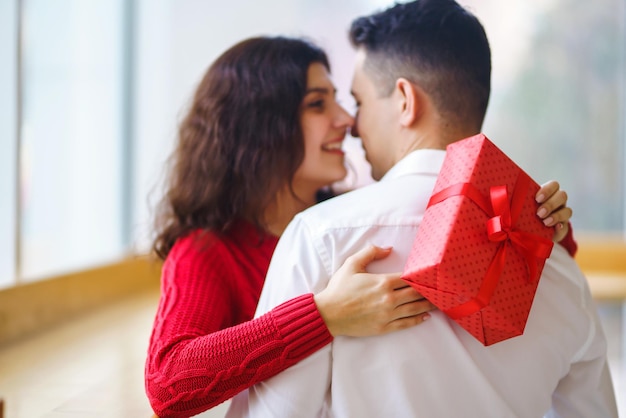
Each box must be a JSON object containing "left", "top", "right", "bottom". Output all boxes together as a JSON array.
[
  {"left": 144, "top": 222, "right": 333, "bottom": 418},
  {"left": 145, "top": 219, "right": 578, "bottom": 418}
]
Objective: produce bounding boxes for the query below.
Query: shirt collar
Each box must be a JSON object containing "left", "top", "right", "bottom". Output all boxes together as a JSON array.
[{"left": 380, "top": 148, "right": 446, "bottom": 182}]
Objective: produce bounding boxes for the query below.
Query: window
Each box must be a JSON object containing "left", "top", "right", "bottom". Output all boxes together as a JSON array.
[
  {"left": 19, "top": 0, "right": 129, "bottom": 281},
  {"left": 0, "top": 0, "right": 18, "bottom": 289},
  {"left": 464, "top": 0, "right": 625, "bottom": 233}
]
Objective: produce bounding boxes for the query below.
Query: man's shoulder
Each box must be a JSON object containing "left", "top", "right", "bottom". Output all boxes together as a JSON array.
[
  {"left": 297, "top": 181, "right": 395, "bottom": 227},
  {"left": 287, "top": 176, "right": 434, "bottom": 246},
  {"left": 543, "top": 244, "right": 589, "bottom": 287},
  {"left": 310, "top": 181, "right": 387, "bottom": 213}
]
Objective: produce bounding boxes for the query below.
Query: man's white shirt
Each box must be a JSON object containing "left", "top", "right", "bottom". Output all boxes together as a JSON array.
[{"left": 227, "top": 149, "right": 617, "bottom": 418}]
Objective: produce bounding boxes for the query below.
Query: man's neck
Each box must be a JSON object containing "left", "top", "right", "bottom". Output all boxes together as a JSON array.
[{"left": 397, "top": 124, "right": 480, "bottom": 161}]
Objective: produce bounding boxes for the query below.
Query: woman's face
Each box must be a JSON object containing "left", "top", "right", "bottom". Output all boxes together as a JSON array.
[{"left": 293, "top": 63, "right": 354, "bottom": 195}]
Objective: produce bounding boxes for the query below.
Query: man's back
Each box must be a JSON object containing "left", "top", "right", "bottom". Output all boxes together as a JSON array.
[{"left": 231, "top": 150, "right": 616, "bottom": 418}]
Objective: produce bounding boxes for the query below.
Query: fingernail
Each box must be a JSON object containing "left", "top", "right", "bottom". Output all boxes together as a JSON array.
[
  {"left": 422, "top": 313, "right": 431, "bottom": 321},
  {"left": 537, "top": 207, "right": 547, "bottom": 218},
  {"left": 556, "top": 222, "right": 564, "bottom": 230},
  {"left": 543, "top": 217, "right": 554, "bottom": 226},
  {"left": 536, "top": 193, "right": 545, "bottom": 203}
]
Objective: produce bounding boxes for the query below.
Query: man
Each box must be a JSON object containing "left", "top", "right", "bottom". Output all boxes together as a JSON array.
[{"left": 228, "top": 0, "right": 617, "bottom": 416}]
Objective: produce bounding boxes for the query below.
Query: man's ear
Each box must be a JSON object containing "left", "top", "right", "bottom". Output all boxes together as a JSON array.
[{"left": 395, "top": 78, "right": 422, "bottom": 127}]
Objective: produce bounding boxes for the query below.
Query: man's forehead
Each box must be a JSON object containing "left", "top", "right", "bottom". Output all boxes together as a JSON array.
[
  {"left": 350, "top": 51, "right": 372, "bottom": 96},
  {"left": 353, "top": 48, "right": 368, "bottom": 70}
]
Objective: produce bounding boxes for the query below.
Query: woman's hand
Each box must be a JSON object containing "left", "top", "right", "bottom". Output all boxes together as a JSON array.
[
  {"left": 314, "top": 245, "right": 435, "bottom": 337},
  {"left": 535, "top": 180, "right": 573, "bottom": 242}
]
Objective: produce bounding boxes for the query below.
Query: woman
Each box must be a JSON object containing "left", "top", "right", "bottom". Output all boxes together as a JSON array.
[{"left": 145, "top": 36, "right": 575, "bottom": 418}]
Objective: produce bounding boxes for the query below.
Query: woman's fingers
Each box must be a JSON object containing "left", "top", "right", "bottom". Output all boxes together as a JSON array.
[
  {"left": 344, "top": 244, "right": 393, "bottom": 272},
  {"left": 552, "top": 220, "right": 570, "bottom": 243},
  {"left": 384, "top": 310, "right": 433, "bottom": 333},
  {"left": 535, "top": 180, "right": 560, "bottom": 205},
  {"left": 536, "top": 180, "right": 574, "bottom": 241}
]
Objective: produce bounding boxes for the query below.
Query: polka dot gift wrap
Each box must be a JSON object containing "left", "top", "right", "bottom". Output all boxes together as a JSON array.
[{"left": 402, "top": 134, "right": 554, "bottom": 346}]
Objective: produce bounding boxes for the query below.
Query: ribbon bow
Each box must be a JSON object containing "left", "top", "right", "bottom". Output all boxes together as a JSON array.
[{"left": 426, "top": 172, "right": 554, "bottom": 320}]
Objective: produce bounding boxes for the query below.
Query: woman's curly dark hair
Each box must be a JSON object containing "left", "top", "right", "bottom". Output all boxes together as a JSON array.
[{"left": 152, "top": 37, "right": 330, "bottom": 259}]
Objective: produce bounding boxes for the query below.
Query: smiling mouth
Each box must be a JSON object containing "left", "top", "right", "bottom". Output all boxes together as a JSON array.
[{"left": 321, "top": 142, "right": 344, "bottom": 152}]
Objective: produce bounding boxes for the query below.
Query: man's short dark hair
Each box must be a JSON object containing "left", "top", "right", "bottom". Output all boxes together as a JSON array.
[{"left": 349, "top": 0, "right": 492, "bottom": 130}]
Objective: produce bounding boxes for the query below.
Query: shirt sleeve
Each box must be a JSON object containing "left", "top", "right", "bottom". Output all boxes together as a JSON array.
[
  {"left": 145, "top": 241, "right": 332, "bottom": 418},
  {"left": 245, "top": 216, "right": 333, "bottom": 418},
  {"left": 547, "top": 278, "right": 618, "bottom": 418}
]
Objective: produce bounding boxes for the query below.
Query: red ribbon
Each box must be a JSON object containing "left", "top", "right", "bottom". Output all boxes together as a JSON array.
[{"left": 426, "top": 172, "right": 554, "bottom": 320}]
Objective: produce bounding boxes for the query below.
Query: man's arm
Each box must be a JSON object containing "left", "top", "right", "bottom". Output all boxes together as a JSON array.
[{"left": 248, "top": 215, "right": 333, "bottom": 417}]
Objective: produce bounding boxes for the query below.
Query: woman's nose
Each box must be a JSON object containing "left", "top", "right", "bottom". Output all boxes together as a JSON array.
[{"left": 336, "top": 104, "right": 355, "bottom": 129}]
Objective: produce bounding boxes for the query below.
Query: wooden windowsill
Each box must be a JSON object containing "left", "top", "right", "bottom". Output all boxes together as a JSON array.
[
  {"left": 576, "top": 234, "right": 626, "bottom": 273},
  {"left": 0, "top": 255, "right": 162, "bottom": 347}
]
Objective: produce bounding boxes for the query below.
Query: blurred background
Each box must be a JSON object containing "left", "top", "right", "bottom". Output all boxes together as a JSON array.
[
  {"left": 0, "top": 0, "right": 624, "bottom": 285},
  {"left": 0, "top": 0, "right": 624, "bottom": 416}
]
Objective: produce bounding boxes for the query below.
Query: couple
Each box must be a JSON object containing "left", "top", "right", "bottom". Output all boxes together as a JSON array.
[{"left": 146, "top": 0, "right": 617, "bottom": 417}]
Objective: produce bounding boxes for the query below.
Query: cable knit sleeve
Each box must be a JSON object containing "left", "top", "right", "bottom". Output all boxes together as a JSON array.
[
  {"left": 144, "top": 234, "right": 333, "bottom": 418},
  {"left": 558, "top": 222, "right": 578, "bottom": 257}
]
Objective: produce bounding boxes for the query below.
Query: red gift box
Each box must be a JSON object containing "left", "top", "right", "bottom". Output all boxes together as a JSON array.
[{"left": 401, "top": 134, "right": 554, "bottom": 346}]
